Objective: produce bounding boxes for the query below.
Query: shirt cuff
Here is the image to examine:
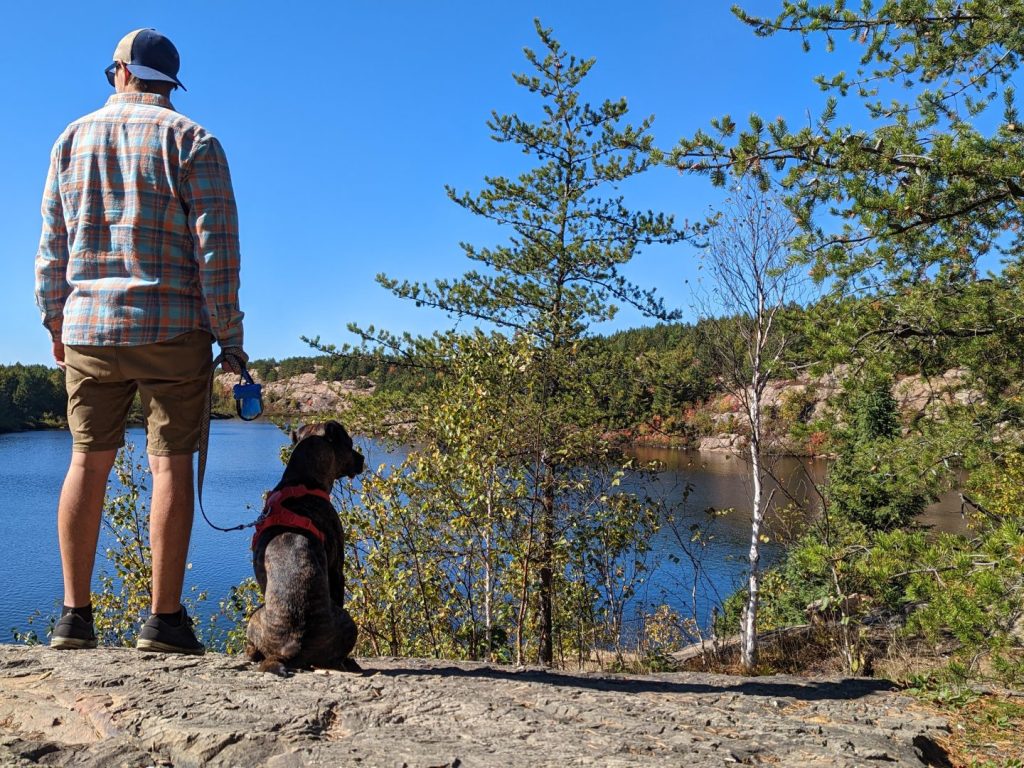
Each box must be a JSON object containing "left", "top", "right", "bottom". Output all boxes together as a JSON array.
[
  {"left": 43, "top": 317, "right": 63, "bottom": 343},
  {"left": 216, "top": 327, "right": 244, "bottom": 349}
]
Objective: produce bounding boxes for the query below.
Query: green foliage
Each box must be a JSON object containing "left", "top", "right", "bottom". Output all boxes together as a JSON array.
[
  {"left": 897, "top": 452, "right": 1024, "bottom": 685},
  {"left": 675, "top": 0, "right": 1024, "bottom": 456},
  {"left": 908, "top": 669, "right": 1024, "bottom": 767},
  {"left": 0, "top": 364, "right": 65, "bottom": 432},
  {"left": 720, "top": 515, "right": 921, "bottom": 633},
  {"left": 339, "top": 332, "right": 662, "bottom": 665},
  {"left": 596, "top": 323, "right": 718, "bottom": 427},
  {"left": 903, "top": 524, "right": 1024, "bottom": 659},
  {"left": 635, "top": 604, "right": 694, "bottom": 671},
  {"left": 373, "top": 20, "right": 691, "bottom": 344},
  {"left": 342, "top": 332, "right": 535, "bottom": 661},
  {"left": 848, "top": 374, "right": 900, "bottom": 441},
  {"left": 905, "top": 663, "right": 980, "bottom": 709},
  {"left": 749, "top": 445, "right": 1024, "bottom": 684},
  {"left": 92, "top": 448, "right": 154, "bottom": 645},
  {"left": 827, "top": 374, "right": 928, "bottom": 531},
  {"left": 205, "top": 578, "right": 262, "bottom": 655},
  {"left": 248, "top": 352, "right": 431, "bottom": 396},
  {"left": 11, "top": 609, "right": 48, "bottom": 645},
  {"left": 681, "top": 2, "right": 1024, "bottom": 292}
]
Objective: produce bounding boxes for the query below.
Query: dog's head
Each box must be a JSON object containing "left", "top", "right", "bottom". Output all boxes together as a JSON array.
[{"left": 287, "top": 420, "right": 365, "bottom": 485}]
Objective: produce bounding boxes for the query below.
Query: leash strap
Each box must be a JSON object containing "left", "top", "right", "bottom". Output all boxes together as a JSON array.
[{"left": 196, "top": 350, "right": 253, "bottom": 533}]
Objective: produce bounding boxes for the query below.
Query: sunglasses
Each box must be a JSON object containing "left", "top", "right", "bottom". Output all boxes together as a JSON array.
[{"left": 104, "top": 62, "right": 121, "bottom": 88}]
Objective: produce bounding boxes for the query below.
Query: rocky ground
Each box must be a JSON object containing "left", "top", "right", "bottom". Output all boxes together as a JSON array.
[{"left": 0, "top": 646, "right": 952, "bottom": 767}]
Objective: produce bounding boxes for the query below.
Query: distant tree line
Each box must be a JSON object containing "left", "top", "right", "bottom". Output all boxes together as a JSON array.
[
  {"left": 0, "top": 364, "right": 65, "bottom": 432},
  {"left": 1, "top": 296, "right": 982, "bottom": 438}
]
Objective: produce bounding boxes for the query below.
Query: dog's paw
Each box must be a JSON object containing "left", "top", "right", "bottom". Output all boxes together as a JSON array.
[
  {"left": 258, "top": 658, "right": 292, "bottom": 677},
  {"left": 340, "top": 657, "right": 364, "bottom": 674}
]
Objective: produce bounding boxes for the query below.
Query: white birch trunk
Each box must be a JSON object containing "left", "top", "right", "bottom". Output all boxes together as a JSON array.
[
  {"left": 742, "top": 333, "right": 765, "bottom": 671},
  {"left": 699, "top": 179, "right": 802, "bottom": 672},
  {"left": 484, "top": 490, "right": 493, "bottom": 663},
  {"left": 741, "top": 419, "right": 763, "bottom": 670}
]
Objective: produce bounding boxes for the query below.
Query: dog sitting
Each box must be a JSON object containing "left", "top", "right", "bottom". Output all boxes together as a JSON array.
[{"left": 245, "top": 420, "right": 364, "bottom": 676}]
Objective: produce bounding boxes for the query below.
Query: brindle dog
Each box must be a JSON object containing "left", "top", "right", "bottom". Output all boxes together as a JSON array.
[{"left": 245, "top": 420, "right": 364, "bottom": 676}]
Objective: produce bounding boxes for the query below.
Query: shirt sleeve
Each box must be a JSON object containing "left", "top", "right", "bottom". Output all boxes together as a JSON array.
[
  {"left": 34, "top": 143, "right": 70, "bottom": 343},
  {"left": 181, "top": 135, "right": 245, "bottom": 349}
]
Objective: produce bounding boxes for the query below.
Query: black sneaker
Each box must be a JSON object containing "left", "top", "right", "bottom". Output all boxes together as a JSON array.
[
  {"left": 50, "top": 612, "right": 98, "bottom": 650},
  {"left": 136, "top": 608, "right": 205, "bottom": 656}
]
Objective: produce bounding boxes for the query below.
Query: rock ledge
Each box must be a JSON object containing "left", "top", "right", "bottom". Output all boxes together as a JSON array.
[{"left": 0, "top": 646, "right": 950, "bottom": 767}]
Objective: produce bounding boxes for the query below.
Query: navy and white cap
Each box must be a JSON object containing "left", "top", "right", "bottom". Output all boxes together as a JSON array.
[{"left": 106, "top": 28, "right": 186, "bottom": 90}]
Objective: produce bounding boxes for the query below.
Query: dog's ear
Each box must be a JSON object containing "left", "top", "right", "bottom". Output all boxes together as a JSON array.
[
  {"left": 323, "top": 420, "right": 351, "bottom": 448},
  {"left": 291, "top": 422, "right": 323, "bottom": 445}
]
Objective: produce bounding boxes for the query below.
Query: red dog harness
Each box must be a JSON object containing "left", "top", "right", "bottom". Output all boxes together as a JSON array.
[{"left": 251, "top": 485, "right": 332, "bottom": 551}]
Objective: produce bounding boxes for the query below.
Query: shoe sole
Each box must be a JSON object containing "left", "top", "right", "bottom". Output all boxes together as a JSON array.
[
  {"left": 136, "top": 638, "right": 205, "bottom": 655},
  {"left": 50, "top": 637, "right": 97, "bottom": 650}
]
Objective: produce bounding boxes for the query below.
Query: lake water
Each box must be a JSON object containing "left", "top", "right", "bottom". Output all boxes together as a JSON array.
[{"left": 0, "top": 423, "right": 966, "bottom": 644}]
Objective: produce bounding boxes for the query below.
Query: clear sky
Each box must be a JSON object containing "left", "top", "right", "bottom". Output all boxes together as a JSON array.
[{"left": 1, "top": 1, "right": 845, "bottom": 366}]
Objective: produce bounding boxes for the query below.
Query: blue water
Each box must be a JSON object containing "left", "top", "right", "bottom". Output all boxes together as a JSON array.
[
  {"left": 0, "top": 424, "right": 960, "bottom": 645},
  {"left": 0, "top": 421, "right": 404, "bottom": 641}
]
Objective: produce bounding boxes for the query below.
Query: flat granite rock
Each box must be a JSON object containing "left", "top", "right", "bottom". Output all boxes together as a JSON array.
[{"left": 0, "top": 646, "right": 951, "bottom": 767}]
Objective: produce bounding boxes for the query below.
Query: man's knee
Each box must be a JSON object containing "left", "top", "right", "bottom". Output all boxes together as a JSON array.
[
  {"left": 69, "top": 448, "right": 117, "bottom": 475},
  {"left": 148, "top": 452, "right": 193, "bottom": 477}
]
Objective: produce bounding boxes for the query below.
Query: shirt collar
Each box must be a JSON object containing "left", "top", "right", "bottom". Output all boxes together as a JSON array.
[{"left": 105, "top": 92, "right": 176, "bottom": 111}]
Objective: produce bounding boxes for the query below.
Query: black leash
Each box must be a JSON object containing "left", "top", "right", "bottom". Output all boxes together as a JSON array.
[{"left": 196, "top": 351, "right": 263, "bottom": 533}]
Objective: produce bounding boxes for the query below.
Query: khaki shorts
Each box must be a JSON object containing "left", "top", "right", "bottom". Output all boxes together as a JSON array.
[{"left": 64, "top": 330, "right": 214, "bottom": 455}]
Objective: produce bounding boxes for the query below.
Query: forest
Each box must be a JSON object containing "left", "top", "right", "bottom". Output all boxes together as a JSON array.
[{"left": 0, "top": 364, "right": 65, "bottom": 433}]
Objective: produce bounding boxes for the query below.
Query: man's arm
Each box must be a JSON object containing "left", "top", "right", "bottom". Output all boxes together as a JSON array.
[
  {"left": 34, "top": 144, "right": 70, "bottom": 368},
  {"left": 181, "top": 135, "right": 245, "bottom": 357}
]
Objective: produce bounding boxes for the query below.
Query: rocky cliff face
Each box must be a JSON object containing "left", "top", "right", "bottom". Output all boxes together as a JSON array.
[
  {"left": 696, "top": 368, "right": 984, "bottom": 454},
  {"left": 217, "top": 365, "right": 987, "bottom": 457},
  {"left": 0, "top": 646, "right": 951, "bottom": 767},
  {"left": 215, "top": 371, "right": 373, "bottom": 416}
]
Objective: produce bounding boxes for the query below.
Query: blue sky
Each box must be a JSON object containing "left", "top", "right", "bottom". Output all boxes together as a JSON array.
[{"left": 2, "top": 1, "right": 846, "bottom": 366}]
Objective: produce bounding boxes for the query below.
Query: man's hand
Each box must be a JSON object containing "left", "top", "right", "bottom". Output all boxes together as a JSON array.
[
  {"left": 52, "top": 339, "right": 66, "bottom": 370},
  {"left": 219, "top": 346, "right": 248, "bottom": 375}
]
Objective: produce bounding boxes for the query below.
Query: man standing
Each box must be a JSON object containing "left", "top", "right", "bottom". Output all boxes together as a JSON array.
[{"left": 35, "top": 29, "right": 247, "bottom": 654}]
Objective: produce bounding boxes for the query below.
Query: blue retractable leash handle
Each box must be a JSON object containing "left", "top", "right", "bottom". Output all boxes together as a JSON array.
[
  {"left": 233, "top": 366, "right": 264, "bottom": 421},
  {"left": 197, "top": 351, "right": 264, "bottom": 532}
]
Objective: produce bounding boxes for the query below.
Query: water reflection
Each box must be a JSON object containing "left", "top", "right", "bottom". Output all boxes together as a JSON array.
[{"left": 628, "top": 446, "right": 968, "bottom": 534}]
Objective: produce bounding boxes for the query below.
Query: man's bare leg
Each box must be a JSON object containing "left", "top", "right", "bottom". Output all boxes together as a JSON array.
[
  {"left": 58, "top": 449, "right": 117, "bottom": 608},
  {"left": 148, "top": 453, "right": 194, "bottom": 614}
]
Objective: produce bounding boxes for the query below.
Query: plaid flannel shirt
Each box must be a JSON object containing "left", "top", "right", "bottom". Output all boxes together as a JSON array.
[{"left": 35, "top": 92, "right": 244, "bottom": 348}]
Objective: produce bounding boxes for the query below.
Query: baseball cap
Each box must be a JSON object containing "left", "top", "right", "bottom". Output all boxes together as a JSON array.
[{"left": 105, "top": 28, "right": 186, "bottom": 90}]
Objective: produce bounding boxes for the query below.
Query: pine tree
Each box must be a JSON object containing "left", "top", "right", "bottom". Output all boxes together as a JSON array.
[
  {"left": 368, "top": 20, "right": 694, "bottom": 664},
  {"left": 671, "top": 0, "right": 1024, "bottom": 516},
  {"left": 671, "top": 2, "right": 1024, "bottom": 409}
]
